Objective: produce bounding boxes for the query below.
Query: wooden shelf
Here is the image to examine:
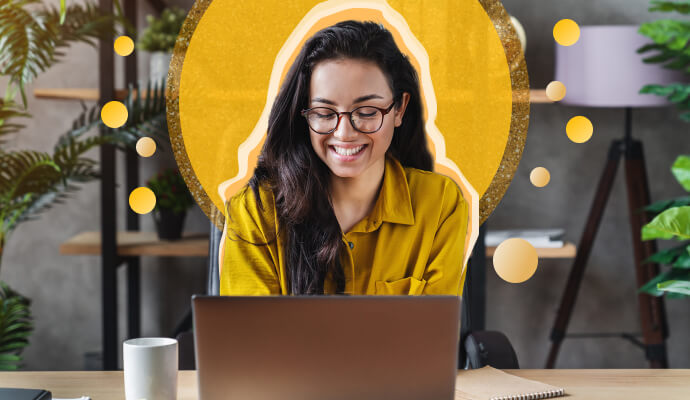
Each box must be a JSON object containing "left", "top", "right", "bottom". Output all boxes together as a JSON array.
[
  {"left": 35, "top": 88, "right": 552, "bottom": 103},
  {"left": 60, "top": 231, "right": 208, "bottom": 257},
  {"left": 485, "top": 241, "right": 577, "bottom": 259},
  {"left": 33, "top": 88, "right": 166, "bottom": 101},
  {"left": 61, "top": 231, "right": 575, "bottom": 259}
]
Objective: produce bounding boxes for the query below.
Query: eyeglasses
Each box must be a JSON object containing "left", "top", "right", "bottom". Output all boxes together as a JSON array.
[{"left": 301, "top": 101, "right": 396, "bottom": 134}]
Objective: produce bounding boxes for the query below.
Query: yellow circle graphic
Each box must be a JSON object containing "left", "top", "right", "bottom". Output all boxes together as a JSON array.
[
  {"left": 530, "top": 167, "right": 550, "bottom": 187},
  {"left": 129, "top": 187, "right": 156, "bottom": 214},
  {"left": 566, "top": 116, "right": 593, "bottom": 143},
  {"left": 553, "top": 19, "right": 580, "bottom": 46},
  {"left": 101, "top": 101, "right": 128, "bottom": 128},
  {"left": 114, "top": 35, "right": 134, "bottom": 56},
  {"left": 136, "top": 137, "right": 156, "bottom": 157},
  {"left": 545, "top": 81, "right": 566, "bottom": 102},
  {"left": 168, "top": 0, "right": 529, "bottom": 237},
  {"left": 493, "top": 238, "right": 538, "bottom": 283}
]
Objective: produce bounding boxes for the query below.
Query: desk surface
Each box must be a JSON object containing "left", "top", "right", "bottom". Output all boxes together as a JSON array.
[{"left": 0, "top": 369, "right": 688, "bottom": 399}]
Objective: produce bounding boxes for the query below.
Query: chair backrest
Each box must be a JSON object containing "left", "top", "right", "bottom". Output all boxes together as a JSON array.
[{"left": 207, "top": 217, "right": 222, "bottom": 296}]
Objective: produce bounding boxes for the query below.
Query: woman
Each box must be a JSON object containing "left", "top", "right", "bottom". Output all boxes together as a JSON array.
[{"left": 220, "top": 20, "right": 469, "bottom": 296}]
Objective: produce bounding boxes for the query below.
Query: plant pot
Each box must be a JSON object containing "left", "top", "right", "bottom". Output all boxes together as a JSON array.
[
  {"left": 150, "top": 51, "right": 172, "bottom": 85},
  {"left": 153, "top": 208, "right": 186, "bottom": 240}
]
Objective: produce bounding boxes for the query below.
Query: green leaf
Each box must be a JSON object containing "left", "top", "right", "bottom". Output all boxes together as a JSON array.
[
  {"left": 59, "top": 0, "right": 66, "bottom": 24},
  {"left": 639, "top": 268, "right": 685, "bottom": 296},
  {"left": 671, "top": 155, "right": 690, "bottom": 192},
  {"left": 658, "top": 279, "right": 690, "bottom": 296},
  {"left": 643, "top": 242, "right": 690, "bottom": 267},
  {"left": 649, "top": 0, "right": 690, "bottom": 14},
  {"left": 643, "top": 195, "right": 690, "bottom": 213},
  {"left": 641, "top": 206, "right": 690, "bottom": 240}
]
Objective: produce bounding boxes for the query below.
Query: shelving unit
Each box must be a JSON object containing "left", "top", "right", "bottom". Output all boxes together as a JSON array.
[{"left": 35, "top": 0, "right": 174, "bottom": 371}]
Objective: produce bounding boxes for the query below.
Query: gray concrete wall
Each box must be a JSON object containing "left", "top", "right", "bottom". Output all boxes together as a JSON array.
[{"left": 1, "top": 0, "right": 687, "bottom": 370}]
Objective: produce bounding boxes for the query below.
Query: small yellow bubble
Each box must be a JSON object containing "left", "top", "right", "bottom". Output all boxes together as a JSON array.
[
  {"left": 129, "top": 187, "right": 156, "bottom": 214},
  {"left": 530, "top": 167, "right": 550, "bottom": 187},
  {"left": 545, "top": 81, "right": 566, "bottom": 102},
  {"left": 553, "top": 19, "right": 580, "bottom": 46},
  {"left": 114, "top": 36, "right": 134, "bottom": 56},
  {"left": 101, "top": 101, "right": 128, "bottom": 128},
  {"left": 566, "top": 116, "right": 593, "bottom": 143},
  {"left": 136, "top": 137, "right": 156, "bottom": 157},
  {"left": 493, "top": 238, "right": 538, "bottom": 283}
]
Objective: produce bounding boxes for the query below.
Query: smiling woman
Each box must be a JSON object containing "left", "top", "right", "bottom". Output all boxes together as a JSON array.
[{"left": 219, "top": 20, "right": 470, "bottom": 296}]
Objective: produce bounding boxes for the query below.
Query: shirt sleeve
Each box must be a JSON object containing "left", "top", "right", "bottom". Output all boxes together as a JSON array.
[
  {"left": 219, "top": 188, "right": 281, "bottom": 296},
  {"left": 422, "top": 179, "right": 469, "bottom": 296}
]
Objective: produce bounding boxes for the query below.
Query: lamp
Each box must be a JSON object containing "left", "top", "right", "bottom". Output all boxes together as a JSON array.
[{"left": 546, "top": 25, "right": 686, "bottom": 369}]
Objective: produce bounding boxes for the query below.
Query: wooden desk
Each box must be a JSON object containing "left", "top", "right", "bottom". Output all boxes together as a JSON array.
[{"left": 0, "top": 369, "right": 688, "bottom": 399}]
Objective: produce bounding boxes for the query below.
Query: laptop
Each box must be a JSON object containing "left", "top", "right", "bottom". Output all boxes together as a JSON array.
[{"left": 192, "top": 295, "right": 461, "bottom": 400}]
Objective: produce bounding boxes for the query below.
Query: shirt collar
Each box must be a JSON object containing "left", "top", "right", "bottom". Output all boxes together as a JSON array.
[{"left": 348, "top": 153, "right": 415, "bottom": 234}]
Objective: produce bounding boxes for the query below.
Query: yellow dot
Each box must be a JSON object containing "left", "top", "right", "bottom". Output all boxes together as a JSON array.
[
  {"left": 493, "top": 238, "right": 538, "bottom": 283},
  {"left": 114, "top": 35, "right": 134, "bottom": 56},
  {"left": 129, "top": 187, "right": 156, "bottom": 214},
  {"left": 553, "top": 19, "right": 580, "bottom": 46},
  {"left": 566, "top": 116, "right": 593, "bottom": 143},
  {"left": 136, "top": 137, "right": 156, "bottom": 157},
  {"left": 530, "top": 167, "right": 550, "bottom": 187},
  {"left": 545, "top": 81, "right": 566, "bottom": 102},
  {"left": 101, "top": 101, "right": 128, "bottom": 128}
]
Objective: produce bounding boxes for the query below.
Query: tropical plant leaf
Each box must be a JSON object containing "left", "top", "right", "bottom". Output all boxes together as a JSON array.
[
  {"left": 671, "top": 155, "right": 690, "bottom": 191},
  {"left": 639, "top": 267, "right": 688, "bottom": 296},
  {"left": 642, "top": 206, "right": 690, "bottom": 240},
  {"left": 643, "top": 242, "right": 690, "bottom": 268},
  {"left": 639, "top": 19, "right": 690, "bottom": 55},
  {"left": 649, "top": 0, "right": 690, "bottom": 14},
  {"left": 0, "top": 281, "right": 32, "bottom": 371},
  {"left": 0, "top": 1, "right": 118, "bottom": 107},
  {"left": 0, "top": 97, "right": 30, "bottom": 144},
  {"left": 643, "top": 195, "right": 690, "bottom": 213},
  {"left": 109, "top": 79, "right": 170, "bottom": 149},
  {"left": 657, "top": 278, "right": 690, "bottom": 296}
]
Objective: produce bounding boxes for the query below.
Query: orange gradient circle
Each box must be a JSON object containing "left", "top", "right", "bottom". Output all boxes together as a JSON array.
[
  {"left": 545, "top": 81, "right": 566, "bottom": 101},
  {"left": 114, "top": 35, "right": 134, "bottom": 56},
  {"left": 129, "top": 187, "right": 156, "bottom": 214},
  {"left": 493, "top": 238, "right": 538, "bottom": 283},
  {"left": 553, "top": 19, "right": 580, "bottom": 46},
  {"left": 530, "top": 167, "right": 550, "bottom": 187},
  {"left": 566, "top": 116, "right": 593, "bottom": 143},
  {"left": 136, "top": 137, "right": 156, "bottom": 157},
  {"left": 101, "top": 101, "right": 128, "bottom": 128}
]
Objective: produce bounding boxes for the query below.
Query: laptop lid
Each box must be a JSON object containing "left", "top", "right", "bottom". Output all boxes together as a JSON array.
[{"left": 192, "top": 295, "right": 461, "bottom": 400}]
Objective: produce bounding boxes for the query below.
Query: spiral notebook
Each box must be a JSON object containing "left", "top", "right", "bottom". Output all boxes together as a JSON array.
[{"left": 455, "top": 366, "right": 565, "bottom": 400}]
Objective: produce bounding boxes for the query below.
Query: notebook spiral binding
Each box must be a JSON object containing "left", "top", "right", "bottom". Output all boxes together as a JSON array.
[{"left": 490, "top": 388, "right": 565, "bottom": 400}]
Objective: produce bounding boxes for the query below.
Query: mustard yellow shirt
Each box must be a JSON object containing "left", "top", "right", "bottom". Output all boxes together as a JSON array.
[{"left": 220, "top": 153, "right": 469, "bottom": 296}]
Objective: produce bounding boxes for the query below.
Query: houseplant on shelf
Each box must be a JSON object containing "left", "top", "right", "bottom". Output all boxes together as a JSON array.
[
  {"left": 636, "top": 1, "right": 690, "bottom": 298},
  {"left": 0, "top": 0, "right": 123, "bottom": 370},
  {"left": 146, "top": 168, "right": 195, "bottom": 240},
  {"left": 137, "top": 6, "right": 186, "bottom": 84}
]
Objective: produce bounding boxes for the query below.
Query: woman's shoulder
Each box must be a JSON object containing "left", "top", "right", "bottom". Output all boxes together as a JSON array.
[
  {"left": 224, "top": 181, "right": 277, "bottom": 238},
  {"left": 402, "top": 165, "right": 466, "bottom": 206}
]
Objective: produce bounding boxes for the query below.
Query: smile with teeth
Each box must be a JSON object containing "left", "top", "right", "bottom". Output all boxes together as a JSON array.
[{"left": 331, "top": 145, "right": 366, "bottom": 156}]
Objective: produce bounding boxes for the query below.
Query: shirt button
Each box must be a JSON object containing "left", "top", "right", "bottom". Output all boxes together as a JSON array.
[{"left": 348, "top": 241, "right": 354, "bottom": 249}]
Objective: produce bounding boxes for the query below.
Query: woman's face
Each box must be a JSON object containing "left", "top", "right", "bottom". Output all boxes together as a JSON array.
[{"left": 307, "top": 58, "right": 409, "bottom": 181}]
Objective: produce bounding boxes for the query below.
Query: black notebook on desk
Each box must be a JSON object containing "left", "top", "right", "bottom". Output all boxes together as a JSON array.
[{"left": 0, "top": 388, "right": 51, "bottom": 400}]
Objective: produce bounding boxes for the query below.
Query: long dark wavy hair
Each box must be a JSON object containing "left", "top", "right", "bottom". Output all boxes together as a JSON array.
[{"left": 228, "top": 20, "right": 433, "bottom": 294}]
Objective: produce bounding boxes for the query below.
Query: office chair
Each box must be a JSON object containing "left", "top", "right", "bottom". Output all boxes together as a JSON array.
[{"left": 177, "top": 216, "right": 519, "bottom": 370}]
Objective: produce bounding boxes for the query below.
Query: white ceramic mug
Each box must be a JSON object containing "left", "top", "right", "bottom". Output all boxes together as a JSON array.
[{"left": 123, "top": 337, "right": 178, "bottom": 400}]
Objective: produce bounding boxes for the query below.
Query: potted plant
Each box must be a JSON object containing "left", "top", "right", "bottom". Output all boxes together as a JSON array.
[
  {"left": 636, "top": 1, "right": 690, "bottom": 297},
  {"left": 137, "top": 6, "right": 187, "bottom": 84},
  {"left": 146, "top": 168, "right": 195, "bottom": 240}
]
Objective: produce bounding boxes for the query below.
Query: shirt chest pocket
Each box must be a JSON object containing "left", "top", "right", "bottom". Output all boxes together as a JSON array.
[{"left": 375, "top": 276, "right": 427, "bottom": 295}]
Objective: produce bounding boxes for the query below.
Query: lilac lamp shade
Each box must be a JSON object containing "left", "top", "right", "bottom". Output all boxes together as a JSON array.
[{"left": 555, "top": 25, "right": 687, "bottom": 107}]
